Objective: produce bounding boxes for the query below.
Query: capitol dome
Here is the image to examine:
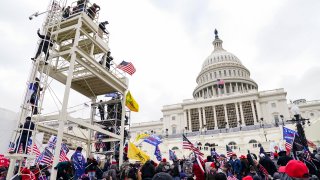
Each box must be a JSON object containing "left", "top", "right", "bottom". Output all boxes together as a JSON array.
[{"left": 193, "top": 29, "right": 258, "bottom": 98}]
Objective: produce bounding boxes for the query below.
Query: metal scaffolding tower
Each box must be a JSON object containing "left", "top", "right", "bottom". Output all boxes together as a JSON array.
[{"left": 5, "top": 0, "right": 129, "bottom": 179}]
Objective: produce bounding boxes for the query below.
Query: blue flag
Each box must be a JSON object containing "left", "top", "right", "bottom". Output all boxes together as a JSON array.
[
  {"left": 144, "top": 135, "right": 162, "bottom": 146},
  {"left": 283, "top": 127, "right": 296, "bottom": 153},
  {"left": 154, "top": 146, "right": 162, "bottom": 161},
  {"left": 105, "top": 92, "right": 118, "bottom": 98},
  {"left": 169, "top": 149, "right": 177, "bottom": 161}
]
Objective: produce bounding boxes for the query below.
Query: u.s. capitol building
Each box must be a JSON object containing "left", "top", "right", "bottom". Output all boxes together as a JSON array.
[{"left": 130, "top": 30, "right": 320, "bottom": 160}]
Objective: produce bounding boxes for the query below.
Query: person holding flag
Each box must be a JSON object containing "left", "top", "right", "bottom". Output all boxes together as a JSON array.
[{"left": 71, "top": 147, "right": 86, "bottom": 180}]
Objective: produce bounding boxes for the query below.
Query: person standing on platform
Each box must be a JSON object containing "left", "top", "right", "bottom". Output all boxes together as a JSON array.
[
  {"left": 98, "top": 100, "right": 105, "bottom": 120},
  {"left": 71, "top": 147, "right": 86, "bottom": 180},
  {"left": 14, "top": 116, "right": 35, "bottom": 153},
  {"left": 31, "top": 29, "right": 54, "bottom": 65},
  {"left": 106, "top": 51, "right": 113, "bottom": 70}
]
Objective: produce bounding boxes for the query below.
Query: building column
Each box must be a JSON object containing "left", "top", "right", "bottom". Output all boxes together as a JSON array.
[
  {"left": 235, "top": 103, "right": 240, "bottom": 126},
  {"left": 188, "top": 109, "right": 192, "bottom": 131},
  {"left": 239, "top": 102, "right": 245, "bottom": 125},
  {"left": 213, "top": 106, "right": 218, "bottom": 129},
  {"left": 246, "top": 84, "right": 249, "bottom": 91},
  {"left": 198, "top": 108, "right": 202, "bottom": 130},
  {"left": 241, "top": 83, "right": 244, "bottom": 92},
  {"left": 229, "top": 83, "right": 232, "bottom": 93},
  {"left": 223, "top": 83, "right": 227, "bottom": 95},
  {"left": 251, "top": 100, "right": 257, "bottom": 124},
  {"left": 218, "top": 87, "right": 222, "bottom": 96},
  {"left": 202, "top": 107, "right": 207, "bottom": 126},
  {"left": 255, "top": 101, "right": 262, "bottom": 123},
  {"left": 235, "top": 83, "right": 239, "bottom": 92},
  {"left": 223, "top": 104, "right": 229, "bottom": 128},
  {"left": 183, "top": 110, "right": 188, "bottom": 131}
]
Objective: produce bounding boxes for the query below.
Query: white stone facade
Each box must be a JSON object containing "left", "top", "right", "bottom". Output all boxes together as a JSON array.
[{"left": 130, "top": 31, "right": 320, "bottom": 162}]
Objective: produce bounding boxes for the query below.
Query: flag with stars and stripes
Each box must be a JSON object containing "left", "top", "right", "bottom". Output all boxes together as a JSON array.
[
  {"left": 59, "top": 143, "right": 69, "bottom": 162},
  {"left": 182, "top": 134, "right": 204, "bottom": 160},
  {"left": 226, "top": 145, "right": 233, "bottom": 158},
  {"left": 36, "top": 148, "right": 53, "bottom": 165},
  {"left": 283, "top": 127, "right": 296, "bottom": 155},
  {"left": 27, "top": 139, "right": 41, "bottom": 158},
  {"left": 116, "top": 61, "right": 136, "bottom": 75}
]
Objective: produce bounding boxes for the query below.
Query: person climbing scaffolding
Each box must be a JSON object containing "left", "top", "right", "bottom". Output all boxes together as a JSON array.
[
  {"left": 28, "top": 77, "right": 43, "bottom": 115},
  {"left": 31, "top": 29, "right": 54, "bottom": 65}
]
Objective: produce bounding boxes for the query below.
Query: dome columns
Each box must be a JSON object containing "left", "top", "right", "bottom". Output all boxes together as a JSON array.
[{"left": 194, "top": 81, "right": 258, "bottom": 99}]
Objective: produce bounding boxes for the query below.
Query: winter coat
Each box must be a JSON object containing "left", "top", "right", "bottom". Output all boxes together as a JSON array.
[{"left": 229, "top": 159, "right": 242, "bottom": 174}]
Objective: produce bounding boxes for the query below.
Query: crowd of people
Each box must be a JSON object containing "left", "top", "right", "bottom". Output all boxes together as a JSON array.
[{"left": 2, "top": 147, "right": 319, "bottom": 180}]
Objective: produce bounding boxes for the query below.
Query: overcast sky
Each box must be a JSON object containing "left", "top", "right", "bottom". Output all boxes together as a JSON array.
[{"left": 0, "top": 0, "right": 319, "bottom": 123}]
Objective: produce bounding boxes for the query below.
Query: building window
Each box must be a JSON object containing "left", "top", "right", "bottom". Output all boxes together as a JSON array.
[
  {"left": 233, "top": 70, "right": 236, "bottom": 76},
  {"left": 224, "top": 70, "right": 227, "bottom": 76},
  {"left": 172, "top": 126, "right": 177, "bottom": 134},
  {"left": 226, "top": 103, "right": 237, "bottom": 128},
  {"left": 215, "top": 105, "right": 226, "bottom": 129},
  {"left": 190, "top": 108, "right": 200, "bottom": 132},
  {"left": 205, "top": 106, "right": 215, "bottom": 130},
  {"left": 274, "top": 115, "right": 279, "bottom": 126},
  {"left": 229, "top": 70, "right": 231, "bottom": 76},
  {"left": 172, "top": 116, "right": 176, "bottom": 120},
  {"left": 310, "top": 113, "right": 314, "bottom": 117},
  {"left": 271, "top": 103, "right": 276, "bottom": 108},
  {"left": 214, "top": 72, "right": 217, "bottom": 78},
  {"left": 210, "top": 73, "right": 212, "bottom": 79},
  {"left": 242, "top": 101, "right": 254, "bottom": 126},
  {"left": 249, "top": 139, "right": 258, "bottom": 148},
  {"left": 228, "top": 141, "right": 237, "bottom": 150},
  {"left": 219, "top": 71, "right": 222, "bottom": 77}
]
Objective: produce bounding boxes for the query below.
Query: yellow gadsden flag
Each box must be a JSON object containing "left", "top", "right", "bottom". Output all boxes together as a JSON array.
[
  {"left": 126, "top": 91, "right": 139, "bottom": 112},
  {"left": 128, "top": 142, "right": 150, "bottom": 163},
  {"left": 134, "top": 133, "right": 150, "bottom": 142}
]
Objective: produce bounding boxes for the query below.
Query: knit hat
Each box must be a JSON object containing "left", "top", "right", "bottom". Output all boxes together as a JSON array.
[
  {"left": 284, "top": 160, "right": 309, "bottom": 178},
  {"left": 152, "top": 172, "right": 173, "bottom": 180}
]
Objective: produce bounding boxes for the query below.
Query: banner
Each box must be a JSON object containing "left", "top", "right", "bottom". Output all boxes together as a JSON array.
[
  {"left": 126, "top": 91, "right": 139, "bottom": 112},
  {"left": 143, "top": 135, "right": 162, "bottom": 147},
  {"left": 154, "top": 146, "right": 162, "bottom": 161},
  {"left": 135, "top": 133, "right": 150, "bottom": 142},
  {"left": 128, "top": 142, "right": 150, "bottom": 163}
]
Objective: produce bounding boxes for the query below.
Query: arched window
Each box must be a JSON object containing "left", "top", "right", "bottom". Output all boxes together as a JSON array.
[
  {"left": 249, "top": 139, "right": 258, "bottom": 148},
  {"left": 228, "top": 141, "right": 237, "bottom": 150},
  {"left": 172, "top": 146, "right": 179, "bottom": 150}
]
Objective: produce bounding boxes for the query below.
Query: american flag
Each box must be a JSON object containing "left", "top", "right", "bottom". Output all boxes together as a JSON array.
[
  {"left": 27, "top": 139, "right": 41, "bottom": 158},
  {"left": 283, "top": 127, "right": 296, "bottom": 155},
  {"left": 37, "top": 148, "right": 53, "bottom": 165},
  {"left": 59, "top": 149, "right": 69, "bottom": 162},
  {"left": 8, "top": 142, "right": 15, "bottom": 152},
  {"left": 59, "top": 143, "right": 69, "bottom": 162},
  {"left": 182, "top": 134, "right": 204, "bottom": 160},
  {"left": 226, "top": 145, "right": 233, "bottom": 158},
  {"left": 217, "top": 79, "right": 225, "bottom": 88},
  {"left": 116, "top": 61, "right": 136, "bottom": 75}
]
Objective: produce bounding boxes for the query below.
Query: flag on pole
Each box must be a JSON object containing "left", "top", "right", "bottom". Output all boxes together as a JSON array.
[
  {"left": 217, "top": 79, "right": 225, "bottom": 88},
  {"left": 154, "top": 146, "right": 162, "bottom": 161},
  {"left": 135, "top": 133, "right": 150, "bottom": 142},
  {"left": 143, "top": 135, "right": 162, "bottom": 147},
  {"left": 117, "top": 61, "right": 136, "bottom": 75},
  {"left": 194, "top": 152, "right": 205, "bottom": 173},
  {"left": 125, "top": 91, "right": 139, "bottom": 112},
  {"left": 27, "top": 139, "right": 41, "bottom": 158},
  {"left": 169, "top": 149, "right": 177, "bottom": 161},
  {"left": 47, "top": 135, "right": 57, "bottom": 149},
  {"left": 128, "top": 142, "right": 150, "bottom": 163},
  {"left": 226, "top": 145, "right": 233, "bottom": 158},
  {"left": 59, "top": 143, "right": 69, "bottom": 162},
  {"left": 8, "top": 142, "right": 15, "bottom": 152},
  {"left": 283, "top": 127, "right": 296, "bottom": 155},
  {"left": 37, "top": 148, "right": 53, "bottom": 165},
  {"left": 182, "top": 134, "right": 204, "bottom": 160}
]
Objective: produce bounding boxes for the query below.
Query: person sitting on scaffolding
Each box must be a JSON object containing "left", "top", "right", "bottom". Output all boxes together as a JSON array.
[
  {"left": 28, "top": 77, "right": 43, "bottom": 115},
  {"left": 98, "top": 100, "right": 105, "bottom": 120},
  {"left": 73, "top": 0, "right": 86, "bottom": 14},
  {"left": 99, "top": 51, "right": 113, "bottom": 70},
  {"left": 99, "top": 21, "right": 109, "bottom": 35},
  {"left": 12, "top": 116, "right": 35, "bottom": 154},
  {"left": 62, "top": 6, "right": 71, "bottom": 19},
  {"left": 87, "top": 3, "right": 100, "bottom": 20},
  {"left": 31, "top": 29, "right": 54, "bottom": 65}
]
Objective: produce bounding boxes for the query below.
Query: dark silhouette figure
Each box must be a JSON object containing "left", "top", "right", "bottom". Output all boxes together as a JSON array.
[{"left": 31, "top": 29, "right": 53, "bottom": 65}]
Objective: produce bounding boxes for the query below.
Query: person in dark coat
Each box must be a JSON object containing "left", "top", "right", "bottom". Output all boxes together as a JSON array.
[
  {"left": 54, "top": 161, "right": 73, "bottom": 180},
  {"left": 229, "top": 153, "right": 242, "bottom": 179},
  {"left": 277, "top": 151, "right": 293, "bottom": 166},
  {"left": 141, "top": 160, "right": 156, "bottom": 180},
  {"left": 86, "top": 155, "right": 98, "bottom": 180},
  {"left": 31, "top": 29, "right": 54, "bottom": 65},
  {"left": 258, "top": 154, "right": 277, "bottom": 176},
  {"left": 14, "top": 116, "right": 35, "bottom": 153},
  {"left": 98, "top": 100, "right": 105, "bottom": 120}
]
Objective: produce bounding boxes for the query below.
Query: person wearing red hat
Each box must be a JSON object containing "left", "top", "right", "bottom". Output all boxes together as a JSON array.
[
  {"left": 240, "top": 155, "right": 250, "bottom": 177},
  {"left": 281, "top": 160, "right": 309, "bottom": 179}
]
